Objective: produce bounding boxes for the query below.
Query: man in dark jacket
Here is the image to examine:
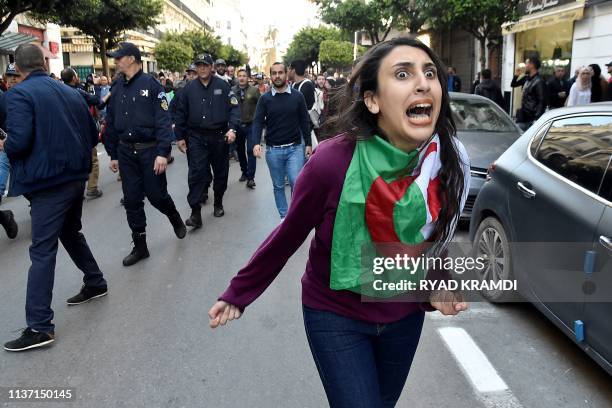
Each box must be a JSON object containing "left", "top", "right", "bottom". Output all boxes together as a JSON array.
[
  {"left": 231, "top": 68, "right": 260, "bottom": 187},
  {"left": 547, "top": 66, "right": 570, "bottom": 109},
  {"left": 61, "top": 67, "right": 104, "bottom": 199},
  {"left": 475, "top": 69, "right": 504, "bottom": 107},
  {"left": 1, "top": 44, "right": 108, "bottom": 352},
  {"left": 511, "top": 57, "right": 547, "bottom": 130}
]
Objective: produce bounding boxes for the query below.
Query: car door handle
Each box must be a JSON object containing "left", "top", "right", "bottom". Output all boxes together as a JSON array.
[
  {"left": 516, "top": 181, "right": 536, "bottom": 198},
  {"left": 600, "top": 236, "right": 612, "bottom": 252}
]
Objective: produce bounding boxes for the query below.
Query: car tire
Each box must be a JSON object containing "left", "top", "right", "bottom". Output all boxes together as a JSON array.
[{"left": 472, "top": 216, "right": 519, "bottom": 303}]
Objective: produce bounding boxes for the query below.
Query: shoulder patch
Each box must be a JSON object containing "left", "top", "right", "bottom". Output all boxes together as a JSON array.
[
  {"left": 230, "top": 96, "right": 239, "bottom": 106},
  {"left": 157, "top": 91, "right": 166, "bottom": 99},
  {"left": 160, "top": 99, "right": 169, "bottom": 111}
]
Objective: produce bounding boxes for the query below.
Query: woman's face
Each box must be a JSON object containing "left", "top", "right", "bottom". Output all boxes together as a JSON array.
[
  {"left": 580, "top": 69, "right": 592, "bottom": 84},
  {"left": 365, "top": 45, "right": 442, "bottom": 152}
]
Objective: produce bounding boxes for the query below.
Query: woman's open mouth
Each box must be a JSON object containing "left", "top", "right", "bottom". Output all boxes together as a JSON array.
[{"left": 406, "top": 101, "right": 433, "bottom": 126}]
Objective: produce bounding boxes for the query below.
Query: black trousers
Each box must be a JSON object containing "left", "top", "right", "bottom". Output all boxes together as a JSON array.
[
  {"left": 118, "top": 144, "right": 178, "bottom": 233},
  {"left": 186, "top": 132, "right": 229, "bottom": 209}
]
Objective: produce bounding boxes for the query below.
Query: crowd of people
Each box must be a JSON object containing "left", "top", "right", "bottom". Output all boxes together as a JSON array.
[
  {"left": 463, "top": 58, "right": 612, "bottom": 131},
  {"left": 1, "top": 36, "right": 474, "bottom": 407}
]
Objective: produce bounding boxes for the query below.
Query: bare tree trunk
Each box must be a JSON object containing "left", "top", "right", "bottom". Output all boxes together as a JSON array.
[
  {"left": 479, "top": 36, "right": 487, "bottom": 73},
  {"left": 100, "top": 39, "right": 109, "bottom": 77}
]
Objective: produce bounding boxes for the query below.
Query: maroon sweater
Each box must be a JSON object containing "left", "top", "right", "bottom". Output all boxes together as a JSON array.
[{"left": 220, "top": 134, "right": 463, "bottom": 323}]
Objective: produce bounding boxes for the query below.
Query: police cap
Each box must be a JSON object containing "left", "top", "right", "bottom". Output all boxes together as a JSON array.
[
  {"left": 106, "top": 42, "right": 141, "bottom": 61},
  {"left": 194, "top": 54, "right": 213, "bottom": 66}
]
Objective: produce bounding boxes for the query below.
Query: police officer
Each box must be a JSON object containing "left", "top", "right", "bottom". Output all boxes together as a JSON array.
[
  {"left": 104, "top": 42, "right": 186, "bottom": 266},
  {"left": 175, "top": 54, "right": 240, "bottom": 227}
]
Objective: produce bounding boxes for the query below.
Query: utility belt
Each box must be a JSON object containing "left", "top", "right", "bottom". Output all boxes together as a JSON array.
[
  {"left": 188, "top": 127, "right": 227, "bottom": 138},
  {"left": 119, "top": 140, "right": 157, "bottom": 150}
]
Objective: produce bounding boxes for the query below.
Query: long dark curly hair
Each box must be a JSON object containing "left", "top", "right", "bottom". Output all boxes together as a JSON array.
[{"left": 322, "top": 36, "right": 466, "bottom": 246}]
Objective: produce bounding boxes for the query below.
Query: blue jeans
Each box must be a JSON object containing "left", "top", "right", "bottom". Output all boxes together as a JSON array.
[
  {"left": 265, "top": 143, "right": 305, "bottom": 218},
  {"left": 0, "top": 151, "right": 9, "bottom": 195},
  {"left": 303, "top": 306, "right": 425, "bottom": 408},
  {"left": 26, "top": 181, "right": 106, "bottom": 333}
]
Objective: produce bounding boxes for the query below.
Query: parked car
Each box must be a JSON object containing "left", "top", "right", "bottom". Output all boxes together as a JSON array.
[
  {"left": 469, "top": 103, "right": 612, "bottom": 375},
  {"left": 448, "top": 92, "right": 522, "bottom": 221}
]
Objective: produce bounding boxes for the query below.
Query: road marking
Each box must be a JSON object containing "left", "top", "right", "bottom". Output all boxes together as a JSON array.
[{"left": 438, "top": 326, "right": 524, "bottom": 408}]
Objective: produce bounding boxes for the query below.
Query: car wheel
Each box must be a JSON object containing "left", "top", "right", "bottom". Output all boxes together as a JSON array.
[{"left": 472, "top": 216, "right": 518, "bottom": 302}]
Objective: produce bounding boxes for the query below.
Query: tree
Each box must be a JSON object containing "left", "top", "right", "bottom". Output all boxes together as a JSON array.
[
  {"left": 155, "top": 39, "right": 192, "bottom": 73},
  {"left": 315, "top": 0, "right": 427, "bottom": 44},
  {"left": 164, "top": 29, "right": 224, "bottom": 61},
  {"left": 318, "top": 40, "right": 354, "bottom": 70},
  {"left": 284, "top": 26, "right": 345, "bottom": 67},
  {"left": 0, "top": 0, "right": 69, "bottom": 35},
  {"left": 36, "top": 0, "right": 163, "bottom": 76},
  {"left": 219, "top": 44, "right": 247, "bottom": 66},
  {"left": 420, "top": 0, "right": 520, "bottom": 72}
]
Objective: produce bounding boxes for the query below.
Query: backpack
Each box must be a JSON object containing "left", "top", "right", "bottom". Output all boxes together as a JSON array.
[{"left": 297, "top": 79, "right": 323, "bottom": 128}]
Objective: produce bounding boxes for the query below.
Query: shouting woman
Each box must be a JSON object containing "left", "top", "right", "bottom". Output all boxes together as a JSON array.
[{"left": 209, "top": 37, "right": 471, "bottom": 408}]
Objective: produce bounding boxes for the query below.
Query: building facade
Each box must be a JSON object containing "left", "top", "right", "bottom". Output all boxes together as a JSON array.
[
  {"left": 61, "top": 0, "right": 213, "bottom": 78},
  {"left": 501, "top": 0, "right": 612, "bottom": 116}
]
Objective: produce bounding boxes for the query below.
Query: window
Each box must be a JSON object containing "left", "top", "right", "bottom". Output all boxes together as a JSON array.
[
  {"left": 534, "top": 116, "right": 612, "bottom": 196},
  {"left": 450, "top": 98, "right": 517, "bottom": 132}
]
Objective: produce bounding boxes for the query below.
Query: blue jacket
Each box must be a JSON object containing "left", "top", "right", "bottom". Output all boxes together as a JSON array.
[
  {"left": 104, "top": 70, "right": 173, "bottom": 159},
  {"left": 3, "top": 70, "right": 97, "bottom": 197}
]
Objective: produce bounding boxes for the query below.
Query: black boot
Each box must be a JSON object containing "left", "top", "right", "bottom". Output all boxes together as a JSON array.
[
  {"left": 185, "top": 208, "right": 202, "bottom": 228},
  {"left": 0, "top": 210, "right": 18, "bottom": 239},
  {"left": 122, "top": 232, "right": 150, "bottom": 267},
  {"left": 168, "top": 211, "right": 187, "bottom": 239}
]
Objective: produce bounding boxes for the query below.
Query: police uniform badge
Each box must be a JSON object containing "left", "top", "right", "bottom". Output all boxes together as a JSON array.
[{"left": 158, "top": 91, "right": 168, "bottom": 111}]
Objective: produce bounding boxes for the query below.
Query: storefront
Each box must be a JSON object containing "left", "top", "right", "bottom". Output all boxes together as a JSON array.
[{"left": 501, "top": 0, "right": 586, "bottom": 116}]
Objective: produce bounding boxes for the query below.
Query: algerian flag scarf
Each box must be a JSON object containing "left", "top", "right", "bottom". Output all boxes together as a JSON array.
[{"left": 330, "top": 134, "right": 444, "bottom": 298}]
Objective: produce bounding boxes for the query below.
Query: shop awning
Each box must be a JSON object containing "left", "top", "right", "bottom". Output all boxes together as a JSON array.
[
  {"left": 0, "top": 32, "right": 37, "bottom": 54},
  {"left": 502, "top": 0, "right": 586, "bottom": 34}
]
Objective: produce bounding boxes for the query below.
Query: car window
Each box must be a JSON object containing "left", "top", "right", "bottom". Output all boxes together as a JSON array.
[
  {"left": 450, "top": 99, "right": 516, "bottom": 132},
  {"left": 599, "top": 159, "right": 612, "bottom": 202},
  {"left": 534, "top": 116, "right": 612, "bottom": 196}
]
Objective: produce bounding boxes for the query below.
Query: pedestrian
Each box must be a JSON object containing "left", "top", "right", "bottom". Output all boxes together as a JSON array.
[
  {"left": 185, "top": 63, "right": 197, "bottom": 82},
  {"left": 447, "top": 66, "right": 462, "bottom": 92},
  {"left": 567, "top": 66, "right": 593, "bottom": 107},
  {"left": 250, "top": 62, "right": 312, "bottom": 220},
  {"left": 475, "top": 69, "right": 504, "bottom": 107},
  {"left": 511, "top": 57, "right": 546, "bottom": 131},
  {"left": 104, "top": 42, "right": 186, "bottom": 267},
  {"left": 227, "top": 64, "right": 237, "bottom": 86},
  {"left": 606, "top": 61, "right": 612, "bottom": 101},
  {"left": 2, "top": 44, "right": 109, "bottom": 352},
  {"left": 0, "top": 63, "right": 21, "bottom": 204},
  {"left": 547, "top": 66, "right": 571, "bottom": 109},
  {"left": 174, "top": 53, "right": 240, "bottom": 227},
  {"left": 470, "top": 72, "right": 480, "bottom": 94},
  {"left": 231, "top": 68, "right": 260, "bottom": 188},
  {"left": 588, "top": 63, "right": 608, "bottom": 102},
  {"left": 208, "top": 37, "right": 470, "bottom": 407},
  {"left": 61, "top": 67, "right": 104, "bottom": 199},
  {"left": 215, "top": 58, "right": 230, "bottom": 83}
]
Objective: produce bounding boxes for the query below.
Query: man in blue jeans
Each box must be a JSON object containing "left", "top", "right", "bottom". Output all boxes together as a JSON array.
[
  {"left": 1, "top": 44, "right": 107, "bottom": 352},
  {"left": 251, "top": 62, "right": 311, "bottom": 219}
]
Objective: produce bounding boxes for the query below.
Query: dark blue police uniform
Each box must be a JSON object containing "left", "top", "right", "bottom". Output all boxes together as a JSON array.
[
  {"left": 104, "top": 56, "right": 186, "bottom": 266},
  {"left": 175, "top": 64, "right": 240, "bottom": 219},
  {"left": 105, "top": 69, "right": 179, "bottom": 229}
]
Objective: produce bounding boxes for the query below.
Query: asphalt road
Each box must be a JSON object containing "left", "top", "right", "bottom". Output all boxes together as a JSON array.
[{"left": 0, "top": 146, "right": 610, "bottom": 408}]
